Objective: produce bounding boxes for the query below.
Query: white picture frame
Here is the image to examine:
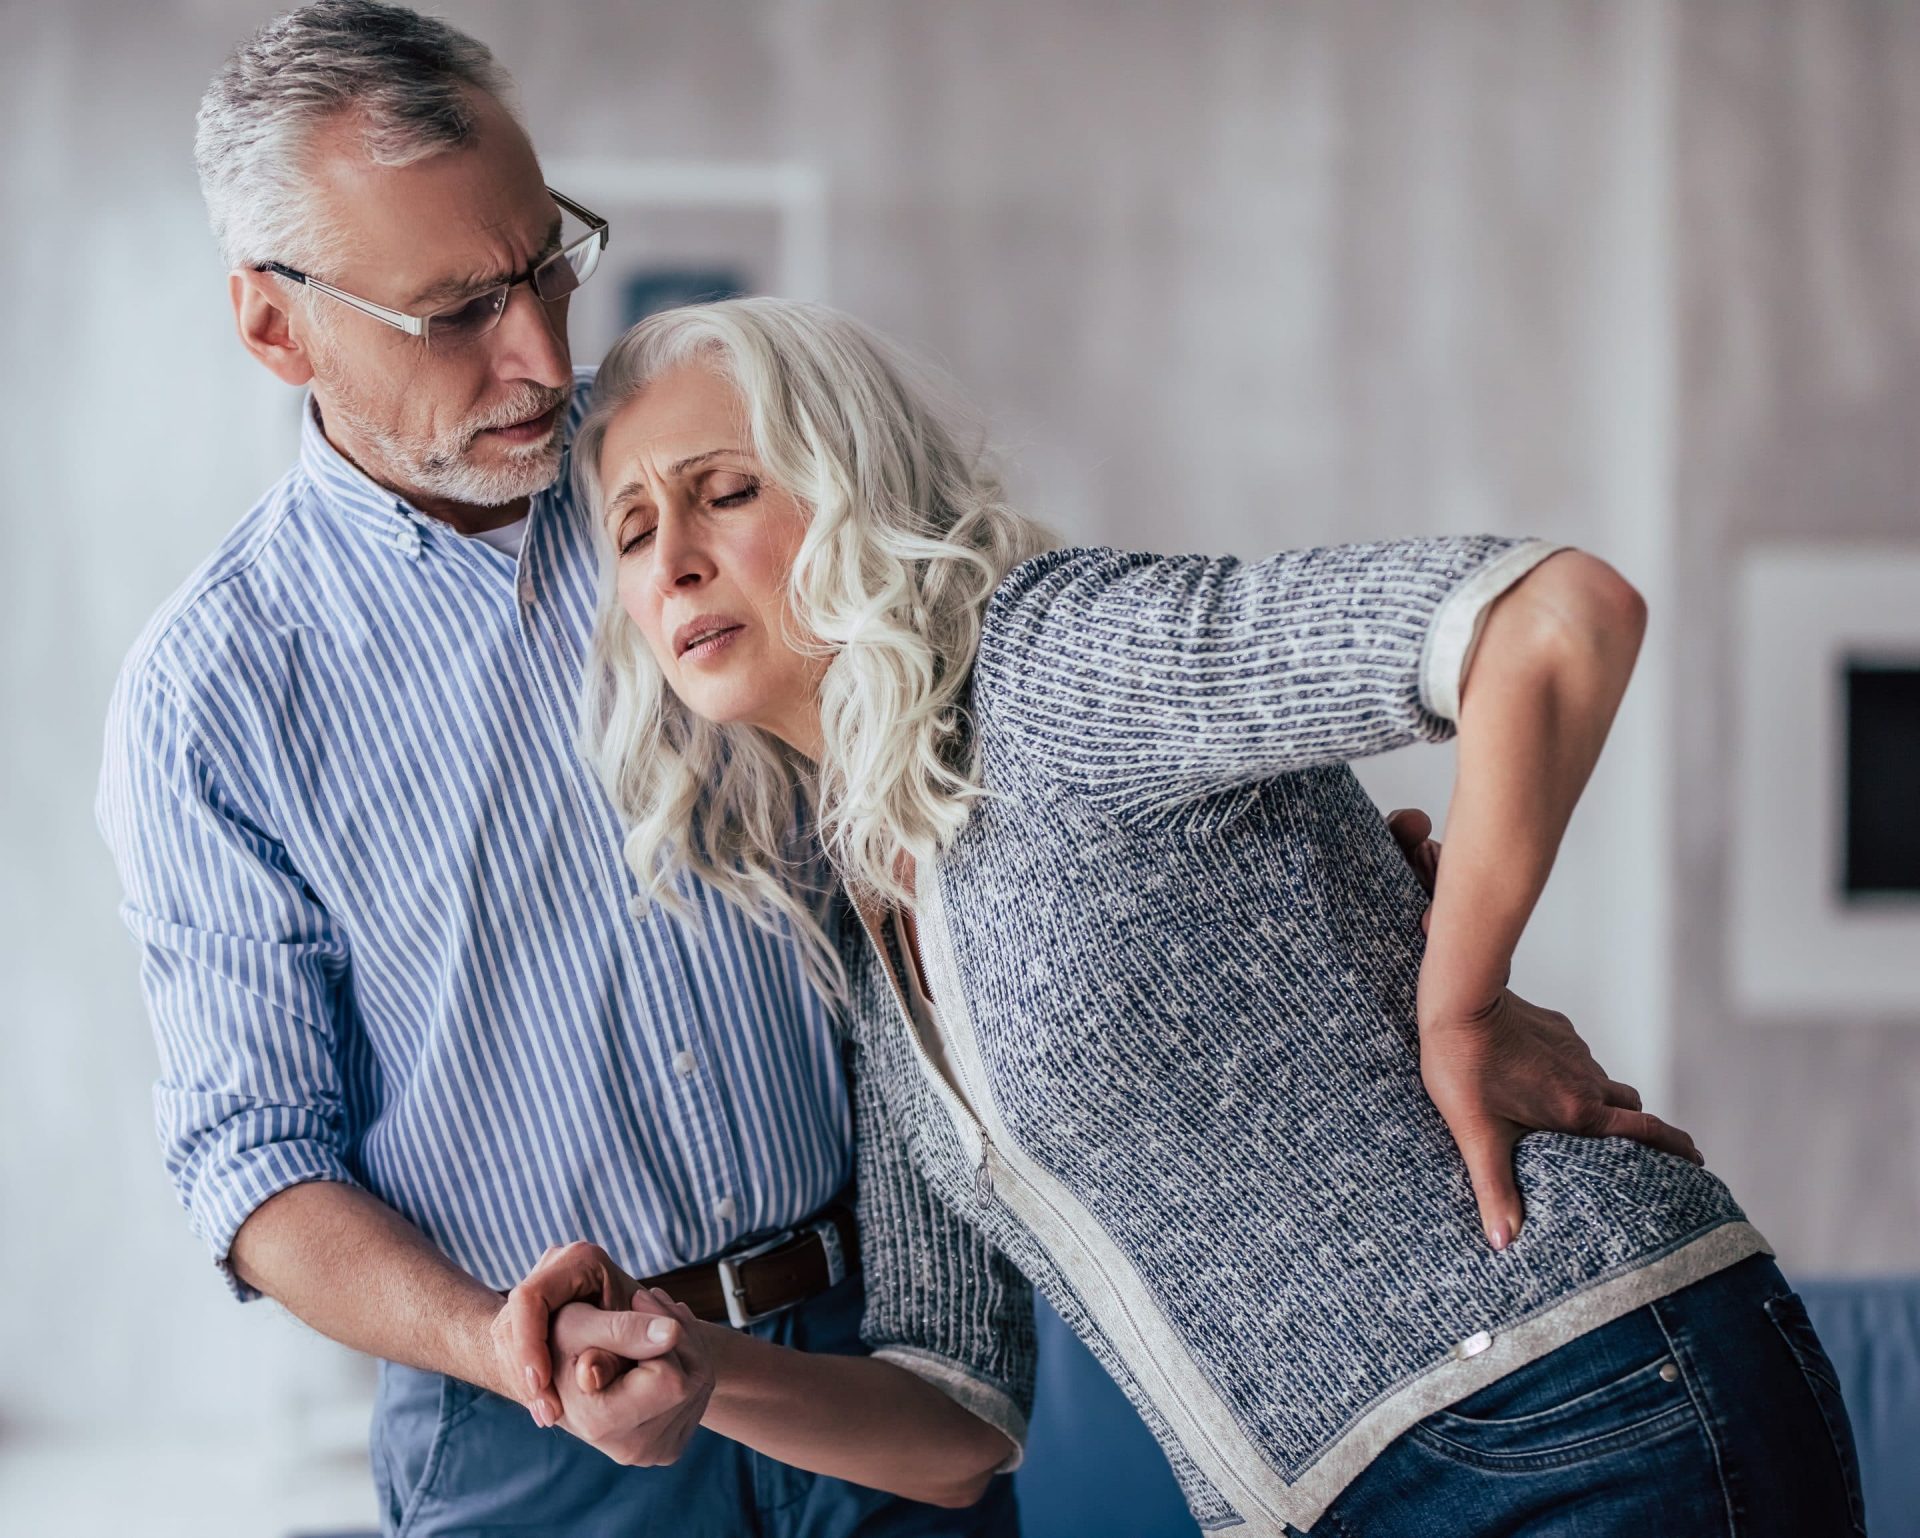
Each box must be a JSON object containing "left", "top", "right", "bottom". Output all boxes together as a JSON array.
[{"left": 1729, "top": 544, "right": 1920, "bottom": 1019}]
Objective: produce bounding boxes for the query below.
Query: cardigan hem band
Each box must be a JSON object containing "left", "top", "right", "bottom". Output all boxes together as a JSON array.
[{"left": 1261, "top": 1218, "right": 1772, "bottom": 1532}]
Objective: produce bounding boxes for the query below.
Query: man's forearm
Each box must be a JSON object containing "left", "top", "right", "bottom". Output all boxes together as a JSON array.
[
  {"left": 1421, "top": 552, "right": 1646, "bottom": 1019},
  {"left": 230, "top": 1180, "right": 514, "bottom": 1399}
]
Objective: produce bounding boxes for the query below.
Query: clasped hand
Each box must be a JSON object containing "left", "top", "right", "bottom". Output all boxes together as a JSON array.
[{"left": 489, "top": 1241, "right": 713, "bottom": 1464}]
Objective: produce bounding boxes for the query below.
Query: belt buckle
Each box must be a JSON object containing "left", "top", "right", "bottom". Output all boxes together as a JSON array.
[{"left": 716, "top": 1228, "right": 796, "bottom": 1330}]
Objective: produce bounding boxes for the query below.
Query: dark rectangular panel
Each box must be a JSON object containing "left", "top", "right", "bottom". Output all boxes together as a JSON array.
[{"left": 1843, "top": 661, "right": 1920, "bottom": 897}]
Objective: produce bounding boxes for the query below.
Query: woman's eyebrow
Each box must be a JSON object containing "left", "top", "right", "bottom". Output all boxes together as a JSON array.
[
  {"left": 605, "top": 481, "right": 650, "bottom": 521},
  {"left": 605, "top": 450, "right": 753, "bottom": 522},
  {"left": 667, "top": 448, "right": 749, "bottom": 476}
]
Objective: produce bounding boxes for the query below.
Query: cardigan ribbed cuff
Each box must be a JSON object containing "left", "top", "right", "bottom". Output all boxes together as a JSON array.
[
  {"left": 871, "top": 1344, "right": 1030, "bottom": 1472},
  {"left": 1418, "top": 539, "right": 1569, "bottom": 723}
]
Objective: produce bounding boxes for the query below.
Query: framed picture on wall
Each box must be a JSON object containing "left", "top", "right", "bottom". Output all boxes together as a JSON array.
[
  {"left": 543, "top": 158, "right": 829, "bottom": 367},
  {"left": 1729, "top": 545, "right": 1920, "bottom": 1018}
]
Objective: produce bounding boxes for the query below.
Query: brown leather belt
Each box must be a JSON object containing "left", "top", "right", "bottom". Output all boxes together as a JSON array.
[{"left": 642, "top": 1204, "right": 860, "bottom": 1328}]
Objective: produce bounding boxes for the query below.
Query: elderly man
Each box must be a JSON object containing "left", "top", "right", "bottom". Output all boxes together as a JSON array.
[{"left": 95, "top": 3, "right": 1019, "bottom": 1534}]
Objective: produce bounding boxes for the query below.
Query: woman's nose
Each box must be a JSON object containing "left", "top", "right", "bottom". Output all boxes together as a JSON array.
[{"left": 650, "top": 517, "right": 713, "bottom": 594}]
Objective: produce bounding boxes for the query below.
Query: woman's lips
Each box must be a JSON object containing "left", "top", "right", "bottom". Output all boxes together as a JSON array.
[
  {"left": 679, "top": 625, "right": 745, "bottom": 665},
  {"left": 482, "top": 403, "right": 561, "bottom": 444}
]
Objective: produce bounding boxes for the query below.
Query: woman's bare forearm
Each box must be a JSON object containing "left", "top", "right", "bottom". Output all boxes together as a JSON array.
[
  {"left": 230, "top": 1180, "right": 513, "bottom": 1399},
  {"left": 695, "top": 1323, "right": 1015, "bottom": 1508},
  {"left": 1419, "top": 551, "right": 1647, "bottom": 1024}
]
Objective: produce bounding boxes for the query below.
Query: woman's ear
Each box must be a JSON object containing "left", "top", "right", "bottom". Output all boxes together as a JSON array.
[{"left": 231, "top": 268, "right": 317, "bottom": 388}]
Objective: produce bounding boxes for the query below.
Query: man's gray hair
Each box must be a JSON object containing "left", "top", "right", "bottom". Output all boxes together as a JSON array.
[{"left": 195, "top": 0, "right": 518, "bottom": 272}]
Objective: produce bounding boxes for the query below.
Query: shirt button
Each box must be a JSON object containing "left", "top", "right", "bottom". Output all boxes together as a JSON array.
[
  {"left": 713, "top": 1196, "right": 736, "bottom": 1222},
  {"left": 519, "top": 575, "right": 536, "bottom": 602},
  {"left": 672, "top": 1049, "right": 696, "bottom": 1080},
  {"left": 628, "top": 894, "right": 648, "bottom": 920},
  {"left": 392, "top": 530, "right": 420, "bottom": 556}
]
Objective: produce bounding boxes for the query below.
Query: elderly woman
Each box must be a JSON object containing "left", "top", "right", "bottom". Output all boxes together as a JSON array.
[{"left": 519, "top": 298, "right": 1862, "bottom": 1537}]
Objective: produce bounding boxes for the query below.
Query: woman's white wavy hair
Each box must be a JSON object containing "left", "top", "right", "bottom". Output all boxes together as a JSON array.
[{"left": 575, "top": 297, "right": 1056, "bottom": 1003}]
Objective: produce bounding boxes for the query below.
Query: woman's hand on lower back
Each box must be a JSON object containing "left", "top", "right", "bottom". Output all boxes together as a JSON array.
[{"left": 1417, "top": 987, "right": 1705, "bottom": 1252}]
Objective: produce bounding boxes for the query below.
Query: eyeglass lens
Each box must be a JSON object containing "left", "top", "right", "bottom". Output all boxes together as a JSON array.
[{"left": 427, "top": 228, "right": 606, "bottom": 348}]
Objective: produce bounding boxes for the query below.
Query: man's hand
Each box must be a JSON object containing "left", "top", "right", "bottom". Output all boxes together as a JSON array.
[
  {"left": 549, "top": 1290, "right": 715, "bottom": 1466},
  {"left": 1418, "top": 990, "right": 1704, "bottom": 1251},
  {"left": 1386, "top": 807, "right": 1441, "bottom": 931},
  {"left": 494, "top": 1241, "right": 643, "bottom": 1427}
]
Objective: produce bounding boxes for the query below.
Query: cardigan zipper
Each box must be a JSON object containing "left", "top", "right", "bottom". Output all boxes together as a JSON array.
[{"left": 915, "top": 863, "right": 1292, "bottom": 1534}]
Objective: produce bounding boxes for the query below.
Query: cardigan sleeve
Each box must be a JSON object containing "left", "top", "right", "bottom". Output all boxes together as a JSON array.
[
  {"left": 848, "top": 1037, "right": 1037, "bottom": 1469},
  {"left": 971, "top": 535, "right": 1564, "bottom": 818}
]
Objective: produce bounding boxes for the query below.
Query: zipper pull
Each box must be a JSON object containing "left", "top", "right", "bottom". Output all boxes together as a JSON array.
[{"left": 973, "top": 1143, "right": 995, "bottom": 1205}]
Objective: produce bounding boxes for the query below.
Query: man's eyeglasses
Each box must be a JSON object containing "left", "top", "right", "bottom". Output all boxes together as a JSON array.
[{"left": 255, "top": 188, "right": 609, "bottom": 350}]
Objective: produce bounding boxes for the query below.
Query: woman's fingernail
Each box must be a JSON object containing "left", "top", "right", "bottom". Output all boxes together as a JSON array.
[
  {"left": 524, "top": 1366, "right": 540, "bottom": 1396},
  {"left": 648, "top": 1317, "right": 675, "bottom": 1343},
  {"left": 530, "top": 1401, "right": 551, "bottom": 1429},
  {"left": 1487, "top": 1223, "right": 1509, "bottom": 1252}
]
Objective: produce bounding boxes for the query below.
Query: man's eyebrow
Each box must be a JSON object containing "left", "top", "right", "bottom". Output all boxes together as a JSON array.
[{"left": 406, "top": 213, "right": 566, "bottom": 310}]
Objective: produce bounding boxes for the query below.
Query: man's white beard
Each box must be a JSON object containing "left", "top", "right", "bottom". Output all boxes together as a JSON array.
[
  {"left": 321, "top": 368, "right": 573, "bottom": 511},
  {"left": 407, "top": 413, "right": 567, "bottom": 508}
]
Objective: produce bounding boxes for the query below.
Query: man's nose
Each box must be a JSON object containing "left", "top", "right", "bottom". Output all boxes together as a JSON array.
[{"left": 489, "top": 284, "right": 571, "bottom": 390}]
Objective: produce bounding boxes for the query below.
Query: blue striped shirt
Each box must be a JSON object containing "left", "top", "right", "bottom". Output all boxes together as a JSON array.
[{"left": 96, "top": 371, "right": 850, "bottom": 1299}]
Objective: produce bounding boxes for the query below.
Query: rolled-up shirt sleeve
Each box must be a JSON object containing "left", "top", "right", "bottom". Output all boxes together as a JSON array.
[{"left": 97, "top": 656, "right": 356, "bottom": 1301}]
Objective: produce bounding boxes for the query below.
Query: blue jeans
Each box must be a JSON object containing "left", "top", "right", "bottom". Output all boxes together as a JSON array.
[
  {"left": 369, "top": 1272, "right": 1020, "bottom": 1538},
  {"left": 1298, "top": 1254, "right": 1866, "bottom": 1537}
]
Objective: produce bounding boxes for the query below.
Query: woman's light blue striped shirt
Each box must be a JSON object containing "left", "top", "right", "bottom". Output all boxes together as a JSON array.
[{"left": 96, "top": 373, "right": 850, "bottom": 1299}]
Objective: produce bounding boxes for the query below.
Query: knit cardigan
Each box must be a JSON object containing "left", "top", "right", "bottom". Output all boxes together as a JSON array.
[{"left": 840, "top": 536, "right": 1763, "bottom": 1534}]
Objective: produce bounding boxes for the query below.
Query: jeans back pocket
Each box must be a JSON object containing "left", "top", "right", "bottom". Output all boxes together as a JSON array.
[{"left": 1411, "top": 1348, "right": 1695, "bottom": 1471}]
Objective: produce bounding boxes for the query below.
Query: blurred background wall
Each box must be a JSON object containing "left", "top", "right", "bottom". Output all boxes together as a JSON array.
[{"left": 2, "top": 1, "right": 1915, "bottom": 1533}]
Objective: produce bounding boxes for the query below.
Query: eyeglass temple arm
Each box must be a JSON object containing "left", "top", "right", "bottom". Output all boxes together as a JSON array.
[
  {"left": 548, "top": 188, "right": 610, "bottom": 245},
  {"left": 253, "top": 260, "right": 428, "bottom": 335}
]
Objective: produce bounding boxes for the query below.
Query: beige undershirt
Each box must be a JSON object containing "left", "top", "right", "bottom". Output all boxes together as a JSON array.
[{"left": 887, "top": 910, "right": 982, "bottom": 1122}]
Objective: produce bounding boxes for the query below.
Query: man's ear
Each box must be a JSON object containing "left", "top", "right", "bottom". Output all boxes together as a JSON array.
[{"left": 231, "top": 268, "right": 317, "bottom": 387}]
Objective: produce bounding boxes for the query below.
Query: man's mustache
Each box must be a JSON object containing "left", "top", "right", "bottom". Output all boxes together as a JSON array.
[{"left": 464, "top": 384, "right": 573, "bottom": 443}]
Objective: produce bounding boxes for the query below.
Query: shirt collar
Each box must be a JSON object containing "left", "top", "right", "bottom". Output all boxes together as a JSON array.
[{"left": 297, "top": 394, "right": 418, "bottom": 546}]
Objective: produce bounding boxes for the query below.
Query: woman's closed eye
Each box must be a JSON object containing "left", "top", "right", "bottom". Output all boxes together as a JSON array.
[
  {"left": 613, "top": 473, "right": 761, "bottom": 556},
  {"left": 705, "top": 473, "right": 760, "bottom": 509}
]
